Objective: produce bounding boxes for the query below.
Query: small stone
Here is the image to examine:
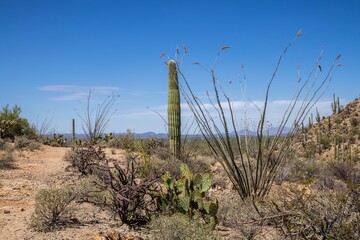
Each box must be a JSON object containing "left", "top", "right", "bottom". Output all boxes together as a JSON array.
[
  {"left": 20, "top": 208, "right": 25, "bottom": 211},
  {"left": 4, "top": 210, "right": 10, "bottom": 214}
]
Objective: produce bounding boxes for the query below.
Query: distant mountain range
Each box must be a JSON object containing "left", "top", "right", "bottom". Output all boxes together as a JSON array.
[{"left": 57, "top": 126, "right": 291, "bottom": 140}]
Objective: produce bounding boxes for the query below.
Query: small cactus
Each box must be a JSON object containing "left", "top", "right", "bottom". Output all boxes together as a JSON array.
[{"left": 315, "top": 108, "right": 320, "bottom": 124}]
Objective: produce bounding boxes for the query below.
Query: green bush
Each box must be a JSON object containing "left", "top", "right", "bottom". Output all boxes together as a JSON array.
[
  {"left": 319, "top": 134, "right": 331, "bottom": 150},
  {"left": 0, "top": 104, "right": 35, "bottom": 140},
  {"left": 30, "top": 187, "right": 77, "bottom": 231},
  {"left": 138, "top": 156, "right": 165, "bottom": 179},
  {"left": 118, "top": 131, "right": 137, "bottom": 152},
  {"left": 150, "top": 213, "right": 219, "bottom": 240}
]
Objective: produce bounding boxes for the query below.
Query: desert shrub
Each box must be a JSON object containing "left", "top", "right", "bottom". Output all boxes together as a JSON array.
[
  {"left": 14, "top": 136, "right": 31, "bottom": 149},
  {"left": 138, "top": 156, "right": 165, "bottom": 179},
  {"left": 277, "top": 158, "right": 319, "bottom": 183},
  {"left": 49, "top": 141, "right": 60, "bottom": 147},
  {"left": 319, "top": 134, "right": 331, "bottom": 150},
  {"left": 0, "top": 148, "right": 15, "bottom": 169},
  {"left": 110, "top": 148, "right": 116, "bottom": 155},
  {"left": 211, "top": 173, "right": 229, "bottom": 189},
  {"left": 62, "top": 149, "right": 77, "bottom": 162},
  {"left": 27, "top": 141, "right": 42, "bottom": 151},
  {"left": 328, "top": 160, "right": 360, "bottom": 185},
  {"left": 262, "top": 186, "right": 360, "bottom": 239},
  {"left": 106, "top": 137, "right": 122, "bottom": 149},
  {"left": 350, "top": 116, "right": 359, "bottom": 127},
  {"left": 118, "top": 131, "right": 137, "bottom": 152},
  {"left": 0, "top": 138, "right": 5, "bottom": 150},
  {"left": 138, "top": 155, "right": 182, "bottom": 179},
  {"left": 217, "top": 191, "right": 264, "bottom": 239},
  {"left": 334, "top": 116, "right": 342, "bottom": 124},
  {"left": 137, "top": 138, "right": 167, "bottom": 157},
  {"left": 79, "top": 156, "right": 158, "bottom": 225},
  {"left": 13, "top": 136, "right": 41, "bottom": 150},
  {"left": 137, "top": 153, "right": 210, "bottom": 180},
  {"left": 150, "top": 213, "right": 218, "bottom": 240},
  {"left": 0, "top": 104, "right": 36, "bottom": 140},
  {"left": 304, "top": 142, "right": 317, "bottom": 159},
  {"left": 73, "top": 176, "right": 112, "bottom": 203},
  {"left": 30, "top": 186, "right": 77, "bottom": 231},
  {"left": 70, "top": 146, "right": 106, "bottom": 175},
  {"left": 183, "top": 157, "right": 211, "bottom": 175}
]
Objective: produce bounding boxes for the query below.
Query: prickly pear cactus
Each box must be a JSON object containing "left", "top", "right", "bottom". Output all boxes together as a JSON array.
[
  {"left": 157, "top": 164, "right": 218, "bottom": 227},
  {"left": 168, "top": 60, "right": 181, "bottom": 160}
]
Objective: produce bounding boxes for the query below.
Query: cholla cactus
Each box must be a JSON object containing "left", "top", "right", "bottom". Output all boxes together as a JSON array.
[{"left": 168, "top": 60, "right": 181, "bottom": 160}]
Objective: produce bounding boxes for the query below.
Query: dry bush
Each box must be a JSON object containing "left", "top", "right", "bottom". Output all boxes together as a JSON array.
[
  {"left": 30, "top": 186, "right": 77, "bottom": 231},
  {"left": 0, "top": 148, "right": 15, "bottom": 169},
  {"left": 315, "top": 160, "right": 360, "bottom": 190},
  {"left": 328, "top": 160, "right": 360, "bottom": 185},
  {"left": 78, "top": 154, "right": 158, "bottom": 225},
  {"left": 62, "top": 148, "right": 78, "bottom": 162},
  {"left": 106, "top": 137, "right": 122, "bottom": 149},
  {"left": 217, "top": 191, "right": 265, "bottom": 239},
  {"left": 150, "top": 213, "right": 219, "bottom": 240},
  {"left": 118, "top": 131, "right": 137, "bottom": 152},
  {"left": 138, "top": 156, "right": 166, "bottom": 179},
  {"left": 275, "top": 158, "right": 320, "bottom": 184},
  {"left": 69, "top": 146, "right": 106, "bottom": 175},
  {"left": 260, "top": 186, "right": 360, "bottom": 239},
  {"left": 14, "top": 136, "right": 41, "bottom": 151},
  {"left": 0, "top": 138, "right": 6, "bottom": 150}
]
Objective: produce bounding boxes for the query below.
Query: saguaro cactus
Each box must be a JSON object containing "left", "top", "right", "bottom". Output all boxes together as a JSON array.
[
  {"left": 72, "top": 118, "right": 75, "bottom": 144},
  {"left": 168, "top": 60, "right": 181, "bottom": 160}
]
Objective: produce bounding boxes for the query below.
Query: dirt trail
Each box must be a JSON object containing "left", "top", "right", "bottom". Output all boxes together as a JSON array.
[
  {"left": 0, "top": 146, "right": 70, "bottom": 239},
  {"left": 0, "top": 146, "right": 139, "bottom": 240}
]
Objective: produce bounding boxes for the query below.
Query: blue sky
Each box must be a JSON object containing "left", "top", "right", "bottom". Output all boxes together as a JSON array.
[{"left": 1, "top": 0, "right": 359, "bottom": 134}]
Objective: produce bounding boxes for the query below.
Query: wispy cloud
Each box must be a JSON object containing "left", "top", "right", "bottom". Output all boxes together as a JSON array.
[
  {"left": 38, "top": 85, "right": 120, "bottom": 101},
  {"left": 123, "top": 99, "right": 333, "bottom": 126}
]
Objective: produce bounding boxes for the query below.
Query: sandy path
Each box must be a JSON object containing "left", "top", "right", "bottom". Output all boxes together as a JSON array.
[
  {"left": 0, "top": 146, "right": 71, "bottom": 239},
  {"left": 0, "top": 146, "right": 142, "bottom": 240}
]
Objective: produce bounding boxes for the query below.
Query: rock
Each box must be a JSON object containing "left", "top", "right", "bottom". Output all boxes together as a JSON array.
[{"left": 4, "top": 210, "right": 10, "bottom": 214}]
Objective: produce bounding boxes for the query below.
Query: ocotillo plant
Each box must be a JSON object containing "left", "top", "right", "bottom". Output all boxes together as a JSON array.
[
  {"left": 168, "top": 60, "right": 181, "bottom": 160},
  {"left": 179, "top": 33, "right": 342, "bottom": 201}
]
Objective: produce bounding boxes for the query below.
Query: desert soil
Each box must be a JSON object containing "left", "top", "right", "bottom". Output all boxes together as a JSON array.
[{"left": 0, "top": 146, "right": 143, "bottom": 240}]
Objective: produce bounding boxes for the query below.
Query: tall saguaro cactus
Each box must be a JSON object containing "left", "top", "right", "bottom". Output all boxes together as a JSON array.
[
  {"left": 72, "top": 118, "right": 75, "bottom": 144},
  {"left": 168, "top": 60, "right": 181, "bottom": 160}
]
